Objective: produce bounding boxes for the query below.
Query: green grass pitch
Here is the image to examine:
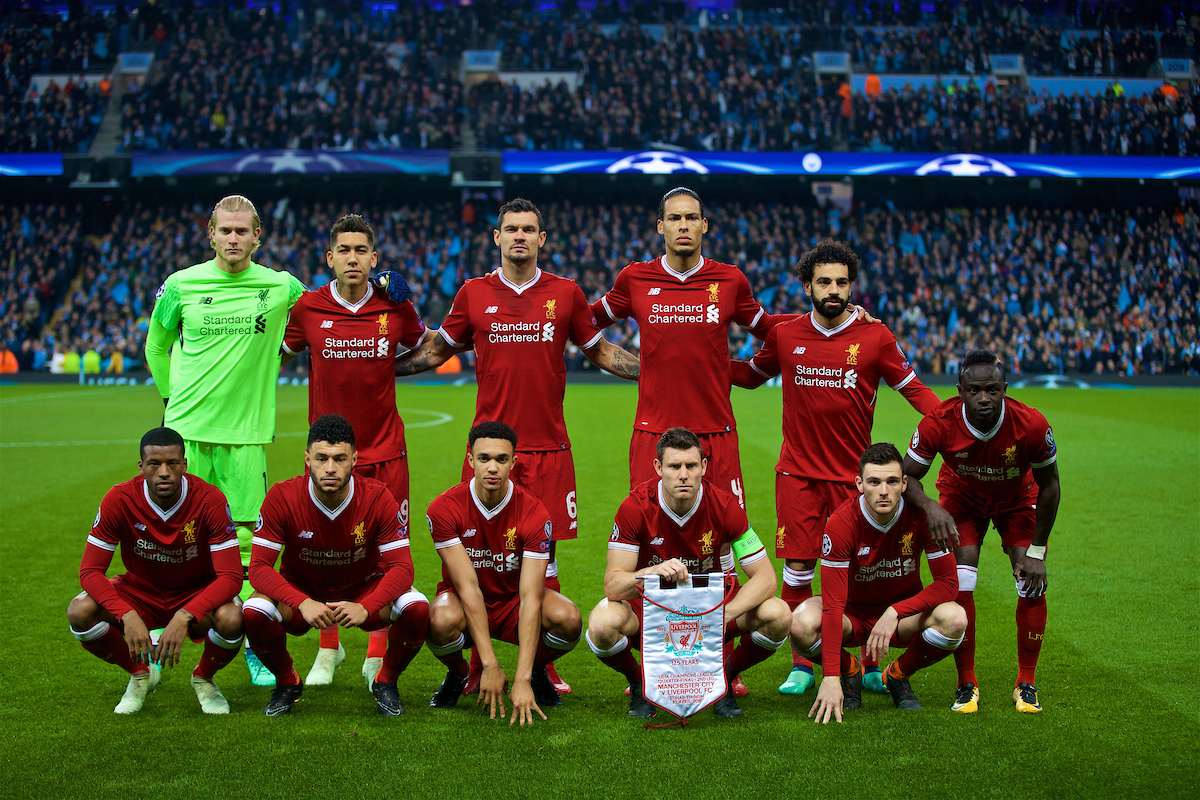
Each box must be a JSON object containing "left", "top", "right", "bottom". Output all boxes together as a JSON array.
[{"left": 1, "top": 381, "right": 1196, "bottom": 800}]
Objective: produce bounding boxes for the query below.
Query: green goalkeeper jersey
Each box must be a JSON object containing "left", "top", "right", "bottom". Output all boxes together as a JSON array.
[{"left": 150, "top": 259, "right": 306, "bottom": 444}]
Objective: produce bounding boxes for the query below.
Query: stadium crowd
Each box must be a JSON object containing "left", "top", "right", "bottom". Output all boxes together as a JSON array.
[{"left": 3, "top": 197, "right": 1196, "bottom": 378}]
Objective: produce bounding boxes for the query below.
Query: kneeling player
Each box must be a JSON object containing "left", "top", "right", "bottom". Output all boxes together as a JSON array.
[
  {"left": 795, "top": 444, "right": 965, "bottom": 723},
  {"left": 243, "top": 415, "right": 428, "bottom": 716},
  {"left": 425, "top": 421, "right": 581, "bottom": 726},
  {"left": 68, "top": 427, "right": 244, "bottom": 714},
  {"left": 585, "top": 427, "right": 790, "bottom": 718}
]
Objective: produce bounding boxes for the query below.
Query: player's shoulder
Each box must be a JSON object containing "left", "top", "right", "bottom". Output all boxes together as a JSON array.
[
  {"left": 1005, "top": 396, "right": 1049, "bottom": 425},
  {"left": 184, "top": 473, "right": 226, "bottom": 500},
  {"left": 428, "top": 480, "right": 470, "bottom": 515},
  {"left": 925, "top": 396, "right": 962, "bottom": 422},
  {"left": 621, "top": 479, "right": 659, "bottom": 513},
  {"left": 354, "top": 475, "right": 392, "bottom": 502},
  {"left": 103, "top": 475, "right": 143, "bottom": 506},
  {"left": 510, "top": 481, "right": 550, "bottom": 514},
  {"left": 827, "top": 494, "right": 861, "bottom": 529},
  {"left": 700, "top": 257, "right": 745, "bottom": 278},
  {"left": 266, "top": 475, "right": 308, "bottom": 504},
  {"left": 701, "top": 481, "right": 743, "bottom": 514}
]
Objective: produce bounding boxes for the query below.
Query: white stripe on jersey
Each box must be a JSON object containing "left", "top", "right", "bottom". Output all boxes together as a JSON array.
[
  {"left": 820, "top": 559, "right": 850, "bottom": 569},
  {"left": 738, "top": 549, "right": 768, "bottom": 567},
  {"left": 87, "top": 535, "right": 116, "bottom": 551},
  {"left": 891, "top": 371, "right": 918, "bottom": 391},
  {"left": 607, "top": 542, "right": 639, "bottom": 553},
  {"left": 523, "top": 550, "right": 550, "bottom": 560},
  {"left": 251, "top": 536, "right": 283, "bottom": 551},
  {"left": 434, "top": 537, "right": 461, "bottom": 550},
  {"left": 906, "top": 447, "right": 932, "bottom": 466},
  {"left": 209, "top": 539, "right": 239, "bottom": 552},
  {"left": 378, "top": 539, "right": 409, "bottom": 552},
  {"left": 927, "top": 549, "right": 953, "bottom": 560}
]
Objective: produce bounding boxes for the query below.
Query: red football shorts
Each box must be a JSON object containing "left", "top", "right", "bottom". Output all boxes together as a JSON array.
[
  {"left": 279, "top": 574, "right": 404, "bottom": 634},
  {"left": 841, "top": 606, "right": 916, "bottom": 649},
  {"left": 775, "top": 474, "right": 857, "bottom": 560},
  {"left": 461, "top": 447, "right": 578, "bottom": 541},
  {"left": 355, "top": 455, "right": 410, "bottom": 527},
  {"left": 939, "top": 491, "right": 1036, "bottom": 550},
  {"left": 629, "top": 429, "right": 746, "bottom": 508},
  {"left": 111, "top": 573, "right": 235, "bottom": 630},
  {"left": 435, "top": 586, "right": 524, "bottom": 645}
]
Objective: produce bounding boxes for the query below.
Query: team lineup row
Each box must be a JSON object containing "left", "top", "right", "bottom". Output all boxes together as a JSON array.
[{"left": 69, "top": 191, "right": 1060, "bottom": 722}]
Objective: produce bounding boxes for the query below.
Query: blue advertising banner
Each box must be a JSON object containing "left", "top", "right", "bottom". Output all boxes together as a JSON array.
[
  {"left": 132, "top": 150, "right": 450, "bottom": 177},
  {"left": 502, "top": 150, "right": 1200, "bottom": 179},
  {"left": 0, "top": 153, "right": 64, "bottom": 177}
]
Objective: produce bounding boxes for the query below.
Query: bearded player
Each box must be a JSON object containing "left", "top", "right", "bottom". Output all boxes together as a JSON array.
[
  {"left": 145, "top": 195, "right": 306, "bottom": 686},
  {"left": 731, "top": 239, "right": 940, "bottom": 696},
  {"left": 242, "top": 415, "right": 428, "bottom": 716},
  {"left": 903, "top": 350, "right": 1060, "bottom": 714},
  {"left": 794, "top": 444, "right": 964, "bottom": 723},
  {"left": 394, "top": 198, "right": 639, "bottom": 695},
  {"left": 585, "top": 428, "right": 790, "bottom": 719},
  {"left": 68, "top": 427, "right": 244, "bottom": 715},
  {"left": 281, "top": 213, "right": 425, "bottom": 688},
  {"left": 424, "top": 421, "right": 582, "bottom": 725}
]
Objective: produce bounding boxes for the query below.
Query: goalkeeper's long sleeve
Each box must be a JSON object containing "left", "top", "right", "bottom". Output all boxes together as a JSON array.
[{"left": 144, "top": 319, "right": 174, "bottom": 398}]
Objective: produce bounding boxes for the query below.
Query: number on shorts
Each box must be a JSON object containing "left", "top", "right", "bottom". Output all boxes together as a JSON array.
[
  {"left": 730, "top": 478, "right": 745, "bottom": 509},
  {"left": 566, "top": 490, "right": 577, "bottom": 520}
]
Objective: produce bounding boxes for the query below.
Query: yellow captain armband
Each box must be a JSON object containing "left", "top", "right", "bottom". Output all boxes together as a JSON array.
[{"left": 732, "top": 528, "right": 763, "bottom": 561}]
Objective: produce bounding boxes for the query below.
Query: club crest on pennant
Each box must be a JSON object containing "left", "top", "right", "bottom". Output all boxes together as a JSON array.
[{"left": 665, "top": 609, "right": 703, "bottom": 657}]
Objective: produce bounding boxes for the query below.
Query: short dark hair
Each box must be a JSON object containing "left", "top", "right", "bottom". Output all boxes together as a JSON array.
[
  {"left": 959, "top": 349, "right": 1006, "bottom": 382},
  {"left": 497, "top": 198, "right": 544, "bottom": 232},
  {"left": 795, "top": 239, "right": 860, "bottom": 284},
  {"left": 308, "top": 414, "right": 356, "bottom": 449},
  {"left": 328, "top": 214, "right": 376, "bottom": 252},
  {"left": 140, "top": 427, "right": 185, "bottom": 459},
  {"left": 656, "top": 427, "right": 703, "bottom": 460},
  {"left": 859, "top": 442, "right": 903, "bottom": 474},
  {"left": 657, "top": 186, "right": 705, "bottom": 220},
  {"left": 469, "top": 420, "right": 518, "bottom": 451}
]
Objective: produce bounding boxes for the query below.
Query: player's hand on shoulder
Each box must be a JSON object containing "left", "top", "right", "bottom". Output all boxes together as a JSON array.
[
  {"left": 851, "top": 304, "right": 880, "bottom": 324},
  {"left": 370, "top": 271, "right": 411, "bottom": 305},
  {"left": 809, "top": 676, "right": 844, "bottom": 724},
  {"left": 924, "top": 503, "right": 959, "bottom": 550}
]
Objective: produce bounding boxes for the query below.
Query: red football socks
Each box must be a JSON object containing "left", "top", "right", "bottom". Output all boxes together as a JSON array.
[
  {"left": 954, "top": 591, "right": 978, "bottom": 686},
  {"left": 375, "top": 603, "right": 429, "bottom": 685},
  {"left": 724, "top": 633, "right": 778, "bottom": 678},
  {"left": 80, "top": 624, "right": 142, "bottom": 675},
  {"left": 243, "top": 609, "right": 296, "bottom": 683},
  {"left": 318, "top": 626, "right": 339, "bottom": 650},
  {"left": 782, "top": 582, "right": 814, "bottom": 669},
  {"left": 193, "top": 633, "right": 240, "bottom": 680},
  {"left": 600, "top": 646, "right": 642, "bottom": 686},
  {"left": 366, "top": 628, "right": 389, "bottom": 659},
  {"left": 1015, "top": 594, "right": 1047, "bottom": 685}
]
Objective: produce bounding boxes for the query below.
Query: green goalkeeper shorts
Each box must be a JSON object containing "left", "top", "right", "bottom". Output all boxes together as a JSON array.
[{"left": 183, "top": 440, "right": 268, "bottom": 523}]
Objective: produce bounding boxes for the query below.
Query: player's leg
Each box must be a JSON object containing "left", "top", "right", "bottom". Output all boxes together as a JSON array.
[
  {"left": 885, "top": 601, "right": 967, "bottom": 711},
  {"left": 789, "top": 598, "right": 864, "bottom": 710},
  {"left": 361, "top": 587, "right": 429, "bottom": 716},
  {"left": 1004, "top": 509, "right": 1047, "bottom": 713},
  {"left": 718, "top": 594, "right": 790, "bottom": 718},
  {"left": 428, "top": 589, "right": 472, "bottom": 707},
  {"left": 242, "top": 593, "right": 306, "bottom": 715},
  {"left": 190, "top": 600, "right": 244, "bottom": 714},
  {"left": 68, "top": 590, "right": 161, "bottom": 714},
  {"left": 775, "top": 474, "right": 820, "bottom": 694},
  {"left": 585, "top": 598, "right": 652, "bottom": 716},
  {"left": 627, "top": 429, "right": 659, "bottom": 489},
  {"left": 947, "top": 503, "right": 986, "bottom": 709}
]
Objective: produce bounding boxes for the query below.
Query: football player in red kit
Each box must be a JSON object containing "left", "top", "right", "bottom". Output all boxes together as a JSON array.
[
  {"left": 731, "top": 239, "right": 940, "bottom": 695},
  {"left": 68, "top": 427, "right": 244, "bottom": 714},
  {"left": 395, "top": 198, "right": 638, "bottom": 695},
  {"left": 793, "top": 444, "right": 964, "bottom": 723},
  {"left": 242, "top": 415, "right": 428, "bottom": 717},
  {"left": 585, "top": 428, "right": 790, "bottom": 719},
  {"left": 904, "top": 350, "right": 1060, "bottom": 714},
  {"left": 424, "top": 421, "right": 582, "bottom": 726},
  {"left": 282, "top": 214, "right": 427, "bottom": 688}
]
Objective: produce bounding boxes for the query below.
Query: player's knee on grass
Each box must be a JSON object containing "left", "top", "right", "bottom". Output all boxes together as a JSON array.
[
  {"left": 67, "top": 592, "right": 103, "bottom": 629},
  {"left": 789, "top": 597, "right": 823, "bottom": 649},
  {"left": 209, "top": 601, "right": 245, "bottom": 640},
  {"left": 930, "top": 601, "right": 967, "bottom": 640}
]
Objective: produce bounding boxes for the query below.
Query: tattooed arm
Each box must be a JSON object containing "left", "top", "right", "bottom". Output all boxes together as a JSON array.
[
  {"left": 395, "top": 331, "right": 460, "bottom": 376},
  {"left": 582, "top": 338, "right": 640, "bottom": 381}
]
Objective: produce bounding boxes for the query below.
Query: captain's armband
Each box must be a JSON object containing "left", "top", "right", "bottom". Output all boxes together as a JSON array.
[{"left": 732, "top": 528, "right": 763, "bottom": 561}]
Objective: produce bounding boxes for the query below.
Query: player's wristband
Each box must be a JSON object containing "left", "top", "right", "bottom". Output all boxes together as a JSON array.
[
  {"left": 732, "top": 528, "right": 763, "bottom": 561},
  {"left": 1025, "top": 545, "right": 1047, "bottom": 561}
]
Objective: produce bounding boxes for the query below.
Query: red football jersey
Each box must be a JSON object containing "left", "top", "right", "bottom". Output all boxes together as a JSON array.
[
  {"left": 425, "top": 479, "right": 552, "bottom": 609},
  {"left": 907, "top": 397, "right": 1057, "bottom": 504},
  {"left": 439, "top": 269, "right": 603, "bottom": 452},
  {"left": 250, "top": 475, "right": 413, "bottom": 614},
  {"left": 818, "top": 495, "right": 957, "bottom": 676},
  {"left": 283, "top": 283, "right": 427, "bottom": 465},
  {"left": 746, "top": 310, "right": 936, "bottom": 483},
  {"left": 593, "top": 257, "right": 772, "bottom": 434},
  {"left": 609, "top": 479, "right": 765, "bottom": 575},
  {"left": 81, "top": 474, "right": 241, "bottom": 620}
]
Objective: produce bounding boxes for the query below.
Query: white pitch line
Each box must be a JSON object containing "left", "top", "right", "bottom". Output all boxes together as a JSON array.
[
  {"left": 0, "top": 387, "right": 133, "bottom": 404},
  {"left": 0, "top": 409, "right": 453, "bottom": 447}
]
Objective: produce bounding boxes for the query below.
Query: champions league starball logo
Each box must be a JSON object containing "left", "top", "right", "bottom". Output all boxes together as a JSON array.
[
  {"left": 605, "top": 151, "right": 711, "bottom": 175},
  {"left": 915, "top": 153, "right": 1017, "bottom": 177}
]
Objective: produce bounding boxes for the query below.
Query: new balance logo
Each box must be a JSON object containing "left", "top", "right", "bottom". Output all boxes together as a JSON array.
[
  {"left": 463, "top": 529, "right": 477, "bottom": 538},
  {"left": 793, "top": 346, "right": 806, "bottom": 355},
  {"left": 650, "top": 537, "right": 664, "bottom": 545},
  {"left": 647, "top": 287, "right": 661, "bottom": 295},
  {"left": 200, "top": 297, "right": 213, "bottom": 305},
  {"left": 485, "top": 306, "right": 498, "bottom": 314},
  {"left": 320, "top": 320, "right": 333, "bottom": 329},
  {"left": 857, "top": 546, "right": 871, "bottom": 556},
  {"left": 133, "top": 522, "right": 146, "bottom": 531},
  {"left": 299, "top": 530, "right": 314, "bottom": 539},
  {"left": 955, "top": 451, "right": 970, "bottom": 459}
]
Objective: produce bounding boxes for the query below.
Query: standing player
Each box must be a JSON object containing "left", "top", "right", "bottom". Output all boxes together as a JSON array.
[
  {"left": 903, "top": 350, "right": 1060, "bottom": 714},
  {"left": 145, "top": 195, "right": 306, "bottom": 686},
  {"left": 585, "top": 428, "right": 790, "bottom": 718},
  {"left": 731, "top": 239, "right": 940, "bottom": 696},
  {"left": 282, "top": 213, "right": 426, "bottom": 687},
  {"left": 394, "top": 197, "right": 639, "bottom": 693},
  {"left": 424, "top": 421, "right": 582, "bottom": 725},
  {"left": 793, "top": 444, "right": 964, "bottom": 723},
  {"left": 68, "top": 427, "right": 244, "bottom": 715},
  {"left": 242, "top": 414, "right": 428, "bottom": 716}
]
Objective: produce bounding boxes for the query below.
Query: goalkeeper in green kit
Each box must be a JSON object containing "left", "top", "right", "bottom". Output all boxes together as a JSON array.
[{"left": 145, "top": 195, "right": 305, "bottom": 686}]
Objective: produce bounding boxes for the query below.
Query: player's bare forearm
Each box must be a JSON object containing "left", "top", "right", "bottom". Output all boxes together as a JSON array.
[
  {"left": 724, "top": 559, "right": 776, "bottom": 620},
  {"left": 603, "top": 549, "right": 644, "bottom": 601},
  {"left": 584, "top": 339, "right": 639, "bottom": 380},
  {"left": 1031, "top": 465, "right": 1061, "bottom": 547},
  {"left": 514, "top": 563, "right": 546, "bottom": 683},
  {"left": 394, "top": 332, "right": 455, "bottom": 376}
]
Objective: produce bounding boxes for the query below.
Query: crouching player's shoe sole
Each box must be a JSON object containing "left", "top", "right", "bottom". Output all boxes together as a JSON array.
[
  {"left": 952, "top": 682, "right": 980, "bottom": 713},
  {"left": 114, "top": 664, "right": 161, "bottom": 714},
  {"left": 191, "top": 673, "right": 230, "bottom": 714},
  {"left": 777, "top": 665, "right": 815, "bottom": 695},
  {"left": 305, "top": 643, "right": 345, "bottom": 686},
  {"left": 1013, "top": 681, "right": 1042, "bottom": 713}
]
